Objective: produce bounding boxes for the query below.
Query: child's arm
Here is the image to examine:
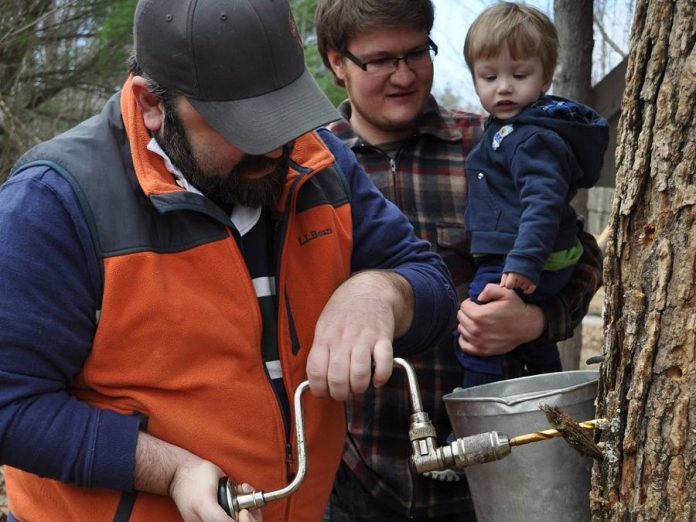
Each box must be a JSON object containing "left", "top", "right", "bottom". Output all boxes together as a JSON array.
[
  {"left": 504, "top": 130, "right": 574, "bottom": 285},
  {"left": 501, "top": 272, "right": 536, "bottom": 294}
]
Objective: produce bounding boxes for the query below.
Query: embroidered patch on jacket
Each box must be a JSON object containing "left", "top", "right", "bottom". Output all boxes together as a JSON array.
[{"left": 492, "top": 124, "right": 514, "bottom": 150}]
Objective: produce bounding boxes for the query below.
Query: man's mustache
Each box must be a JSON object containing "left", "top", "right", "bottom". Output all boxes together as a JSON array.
[{"left": 233, "top": 144, "right": 293, "bottom": 177}]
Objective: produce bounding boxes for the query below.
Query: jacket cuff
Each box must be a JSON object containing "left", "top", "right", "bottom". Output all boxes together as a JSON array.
[
  {"left": 390, "top": 266, "right": 456, "bottom": 355},
  {"left": 89, "top": 410, "right": 142, "bottom": 490}
]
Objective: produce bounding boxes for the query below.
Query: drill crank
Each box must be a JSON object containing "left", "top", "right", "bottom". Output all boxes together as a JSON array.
[{"left": 217, "top": 381, "right": 309, "bottom": 520}]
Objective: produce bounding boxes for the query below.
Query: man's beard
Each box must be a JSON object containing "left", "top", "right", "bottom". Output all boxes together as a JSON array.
[{"left": 156, "top": 104, "right": 291, "bottom": 208}]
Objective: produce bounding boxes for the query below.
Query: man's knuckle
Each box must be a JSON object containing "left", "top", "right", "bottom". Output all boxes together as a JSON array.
[
  {"left": 352, "top": 367, "right": 371, "bottom": 381},
  {"left": 328, "top": 375, "right": 348, "bottom": 388},
  {"left": 305, "top": 364, "right": 324, "bottom": 380}
]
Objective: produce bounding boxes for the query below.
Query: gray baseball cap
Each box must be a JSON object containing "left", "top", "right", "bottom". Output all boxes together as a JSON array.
[{"left": 134, "top": 0, "right": 340, "bottom": 154}]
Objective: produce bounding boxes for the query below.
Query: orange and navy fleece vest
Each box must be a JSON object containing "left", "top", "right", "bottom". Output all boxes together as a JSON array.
[{"left": 6, "top": 81, "right": 352, "bottom": 521}]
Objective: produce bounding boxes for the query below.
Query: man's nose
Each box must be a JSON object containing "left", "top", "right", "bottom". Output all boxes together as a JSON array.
[{"left": 389, "top": 59, "right": 417, "bottom": 85}]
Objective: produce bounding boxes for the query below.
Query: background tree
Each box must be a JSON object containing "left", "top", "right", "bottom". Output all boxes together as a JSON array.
[
  {"left": 0, "top": 0, "right": 137, "bottom": 181},
  {"left": 592, "top": 0, "right": 695, "bottom": 518},
  {"left": 553, "top": 0, "right": 595, "bottom": 371}
]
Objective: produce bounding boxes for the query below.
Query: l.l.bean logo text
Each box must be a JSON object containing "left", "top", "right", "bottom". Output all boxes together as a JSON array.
[{"left": 298, "top": 227, "right": 333, "bottom": 246}]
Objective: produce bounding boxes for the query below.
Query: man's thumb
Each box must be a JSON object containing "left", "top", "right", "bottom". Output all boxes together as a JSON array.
[{"left": 476, "top": 282, "right": 508, "bottom": 304}]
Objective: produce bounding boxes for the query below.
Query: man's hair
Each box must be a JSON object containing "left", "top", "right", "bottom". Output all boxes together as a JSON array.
[
  {"left": 315, "top": 0, "right": 434, "bottom": 85},
  {"left": 464, "top": 2, "right": 558, "bottom": 82},
  {"left": 127, "top": 52, "right": 173, "bottom": 104}
]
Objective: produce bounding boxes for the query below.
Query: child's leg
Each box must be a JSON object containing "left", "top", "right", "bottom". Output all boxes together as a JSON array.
[
  {"left": 517, "top": 264, "right": 575, "bottom": 374},
  {"left": 516, "top": 341, "right": 562, "bottom": 375},
  {"left": 458, "top": 256, "right": 506, "bottom": 387},
  {"left": 462, "top": 364, "right": 505, "bottom": 387}
]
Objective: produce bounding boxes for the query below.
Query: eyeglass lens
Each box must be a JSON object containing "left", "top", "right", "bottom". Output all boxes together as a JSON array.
[{"left": 366, "top": 47, "right": 436, "bottom": 76}]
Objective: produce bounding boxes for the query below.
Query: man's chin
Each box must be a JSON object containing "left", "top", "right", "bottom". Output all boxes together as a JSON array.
[
  {"left": 375, "top": 115, "right": 418, "bottom": 135},
  {"left": 380, "top": 106, "right": 425, "bottom": 132}
]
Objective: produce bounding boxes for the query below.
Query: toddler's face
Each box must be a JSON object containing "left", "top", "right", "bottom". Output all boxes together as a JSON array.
[{"left": 472, "top": 49, "right": 550, "bottom": 120}]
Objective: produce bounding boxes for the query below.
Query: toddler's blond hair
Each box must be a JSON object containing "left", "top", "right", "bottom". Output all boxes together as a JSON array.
[{"left": 464, "top": 2, "right": 558, "bottom": 82}]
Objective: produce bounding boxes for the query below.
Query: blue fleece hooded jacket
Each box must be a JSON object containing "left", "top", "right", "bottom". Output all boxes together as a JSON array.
[{"left": 464, "top": 95, "right": 609, "bottom": 284}]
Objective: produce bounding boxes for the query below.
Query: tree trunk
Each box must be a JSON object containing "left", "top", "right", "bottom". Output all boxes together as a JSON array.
[
  {"left": 554, "top": 0, "right": 594, "bottom": 104},
  {"left": 553, "top": 0, "right": 594, "bottom": 371},
  {"left": 592, "top": 0, "right": 695, "bottom": 519}
]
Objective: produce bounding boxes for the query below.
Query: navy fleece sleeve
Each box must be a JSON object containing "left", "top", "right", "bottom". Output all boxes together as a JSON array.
[
  {"left": 506, "top": 131, "right": 571, "bottom": 281},
  {"left": 317, "top": 129, "right": 457, "bottom": 355},
  {"left": 0, "top": 167, "right": 140, "bottom": 490}
]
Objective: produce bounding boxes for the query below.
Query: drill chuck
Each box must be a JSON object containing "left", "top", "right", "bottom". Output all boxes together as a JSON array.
[
  {"left": 445, "top": 431, "right": 511, "bottom": 468},
  {"left": 411, "top": 430, "right": 512, "bottom": 473}
]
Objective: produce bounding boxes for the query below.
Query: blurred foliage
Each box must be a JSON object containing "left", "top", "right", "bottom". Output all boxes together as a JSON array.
[
  {"left": 0, "top": 0, "right": 137, "bottom": 180},
  {"left": 290, "top": 0, "right": 347, "bottom": 107}
]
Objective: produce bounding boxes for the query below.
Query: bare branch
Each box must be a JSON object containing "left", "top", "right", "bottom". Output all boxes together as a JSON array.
[
  {"left": 0, "top": 1, "right": 73, "bottom": 45},
  {"left": 0, "top": 92, "right": 42, "bottom": 151},
  {"left": 593, "top": 15, "right": 628, "bottom": 59}
]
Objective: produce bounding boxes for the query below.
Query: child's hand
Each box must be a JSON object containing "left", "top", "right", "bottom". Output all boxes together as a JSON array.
[{"left": 500, "top": 272, "right": 536, "bottom": 294}]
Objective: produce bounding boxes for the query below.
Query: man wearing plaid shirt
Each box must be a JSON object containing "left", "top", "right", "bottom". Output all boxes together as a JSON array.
[{"left": 315, "top": 1, "right": 602, "bottom": 520}]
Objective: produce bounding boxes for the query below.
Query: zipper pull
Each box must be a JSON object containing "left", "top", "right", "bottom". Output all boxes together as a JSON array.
[
  {"left": 389, "top": 157, "right": 401, "bottom": 206},
  {"left": 286, "top": 443, "right": 295, "bottom": 482}
]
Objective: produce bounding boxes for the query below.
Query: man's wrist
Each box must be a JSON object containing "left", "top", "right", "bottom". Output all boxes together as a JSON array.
[
  {"left": 522, "top": 302, "right": 547, "bottom": 343},
  {"left": 348, "top": 270, "right": 414, "bottom": 338},
  {"left": 134, "top": 431, "right": 196, "bottom": 497}
]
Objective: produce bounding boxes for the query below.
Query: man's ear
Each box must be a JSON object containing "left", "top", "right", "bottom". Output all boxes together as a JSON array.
[
  {"left": 326, "top": 49, "right": 346, "bottom": 82},
  {"left": 131, "top": 76, "right": 164, "bottom": 132}
]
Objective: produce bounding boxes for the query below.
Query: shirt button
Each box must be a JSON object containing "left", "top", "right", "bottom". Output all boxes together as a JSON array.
[{"left": 477, "top": 172, "right": 484, "bottom": 180}]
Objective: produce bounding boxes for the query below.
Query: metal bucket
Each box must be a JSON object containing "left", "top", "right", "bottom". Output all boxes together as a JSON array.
[{"left": 443, "top": 371, "right": 598, "bottom": 522}]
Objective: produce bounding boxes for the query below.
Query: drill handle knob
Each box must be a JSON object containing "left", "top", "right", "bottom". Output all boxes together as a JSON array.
[
  {"left": 217, "top": 477, "right": 234, "bottom": 518},
  {"left": 217, "top": 477, "right": 267, "bottom": 519}
]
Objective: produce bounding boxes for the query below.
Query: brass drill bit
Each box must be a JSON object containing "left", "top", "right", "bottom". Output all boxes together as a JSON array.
[{"left": 508, "top": 410, "right": 605, "bottom": 461}]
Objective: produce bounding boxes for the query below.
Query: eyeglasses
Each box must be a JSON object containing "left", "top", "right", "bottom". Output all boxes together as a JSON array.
[{"left": 343, "top": 38, "right": 438, "bottom": 76}]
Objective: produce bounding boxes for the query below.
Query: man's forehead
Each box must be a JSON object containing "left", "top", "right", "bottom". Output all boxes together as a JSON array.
[{"left": 348, "top": 27, "right": 429, "bottom": 54}]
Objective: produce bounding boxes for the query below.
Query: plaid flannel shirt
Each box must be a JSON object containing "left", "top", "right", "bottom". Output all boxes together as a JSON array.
[{"left": 326, "top": 96, "right": 603, "bottom": 519}]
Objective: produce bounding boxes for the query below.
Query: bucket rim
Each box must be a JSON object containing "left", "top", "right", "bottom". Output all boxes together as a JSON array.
[{"left": 443, "top": 370, "right": 599, "bottom": 407}]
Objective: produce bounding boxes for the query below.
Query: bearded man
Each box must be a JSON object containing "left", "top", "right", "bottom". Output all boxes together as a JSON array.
[{"left": 0, "top": 1, "right": 457, "bottom": 521}]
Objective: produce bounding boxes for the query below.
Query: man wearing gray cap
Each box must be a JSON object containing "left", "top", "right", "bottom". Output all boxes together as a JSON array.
[{"left": 0, "top": 1, "right": 457, "bottom": 521}]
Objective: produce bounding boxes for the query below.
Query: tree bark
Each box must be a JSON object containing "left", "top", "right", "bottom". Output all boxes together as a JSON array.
[
  {"left": 554, "top": 0, "right": 594, "bottom": 371},
  {"left": 592, "top": 0, "right": 696, "bottom": 519}
]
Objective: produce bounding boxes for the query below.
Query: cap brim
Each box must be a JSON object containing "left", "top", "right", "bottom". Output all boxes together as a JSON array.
[{"left": 188, "top": 69, "right": 340, "bottom": 155}]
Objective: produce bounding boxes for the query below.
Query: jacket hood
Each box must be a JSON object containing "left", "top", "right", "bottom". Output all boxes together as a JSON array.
[{"left": 514, "top": 95, "right": 609, "bottom": 187}]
